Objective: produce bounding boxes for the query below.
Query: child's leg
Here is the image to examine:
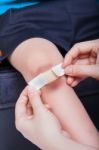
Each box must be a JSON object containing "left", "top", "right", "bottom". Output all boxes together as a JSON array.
[{"left": 9, "top": 38, "right": 99, "bottom": 148}]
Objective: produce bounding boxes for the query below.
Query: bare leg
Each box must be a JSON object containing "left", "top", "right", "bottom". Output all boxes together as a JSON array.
[{"left": 9, "top": 38, "right": 99, "bottom": 148}]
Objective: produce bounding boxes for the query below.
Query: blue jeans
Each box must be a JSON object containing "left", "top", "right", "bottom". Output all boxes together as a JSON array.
[{"left": 0, "top": 66, "right": 40, "bottom": 150}]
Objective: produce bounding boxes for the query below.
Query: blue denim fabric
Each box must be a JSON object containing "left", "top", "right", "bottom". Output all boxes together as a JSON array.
[
  {"left": 0, "top": 67, "right": 26, "bottom": 109},
  {"left": 0, "top": 67, "right": 41, "bottom": 150}
]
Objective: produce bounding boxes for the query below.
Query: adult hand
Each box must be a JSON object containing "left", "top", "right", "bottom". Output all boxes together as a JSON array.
[
  {"left": 63, "top": 39, "right": 99, "bottom": 87},
  {"left": 15, "top": 87, "right": 98, "bottom": 150},
  {"left": 15, "top": 86, "right": 69, "bottom": 150}
]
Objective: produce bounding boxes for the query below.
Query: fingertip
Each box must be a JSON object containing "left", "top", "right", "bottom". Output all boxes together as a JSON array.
[
  {"left": 63, "top": 61, "right": 69, "bottom": 68},
  {"left": 20, "top": 86, "right": 28, "bottom": 97},
  {"left": 63, "top": 54, "right": 71, "bottom": 68},
  {"left": 15, "top": 95, "right": 28, "bottom": 120},
  {"left": 67, "top": 77, "right": 74, "bottom": 85},
  {"left": 71, "top": 83, "right": 77, "bottom": 87},
  {"left": 71, "top": 81, "right": 79, "bottom": 87},
  {"left": 64, "top": 66, "right": 73, "bottom": 76}
]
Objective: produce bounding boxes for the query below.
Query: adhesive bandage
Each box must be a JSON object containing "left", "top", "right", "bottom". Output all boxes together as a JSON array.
[{"left": 28, "top": 63, "right": 65, "bottom": 90}]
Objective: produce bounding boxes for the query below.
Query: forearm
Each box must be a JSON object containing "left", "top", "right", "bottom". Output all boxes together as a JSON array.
[
  {"left": 42, "top": 77, "right": 99, "bottom": 148},
  {"left": 43, "top": 134, "right": 98, "bottom": 150}
]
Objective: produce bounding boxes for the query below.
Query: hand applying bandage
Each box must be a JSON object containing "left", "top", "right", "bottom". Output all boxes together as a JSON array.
[
  {"left": 15, "top": 87, "right": 98, "bottom": 150},
  {"left": 63, "top": 39, "right": 99, "bottom": 86}
]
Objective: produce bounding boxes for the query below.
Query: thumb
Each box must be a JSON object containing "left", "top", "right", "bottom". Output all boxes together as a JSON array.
[
  {"left": 27, "top": 86, "right": 45, "bottom": 114},
  {"left": 15, "top": 87, "right": 28, "bottom": 120},
  {"left": 65, "top": 65, "right": 99, "bottom": 80}
]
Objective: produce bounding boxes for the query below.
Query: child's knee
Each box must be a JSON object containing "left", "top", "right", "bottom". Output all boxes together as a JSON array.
[
  {"left": 16, "top": 38, "right": 64, "bottom": 81},
  {"left": 36, "top": 59, "right": 62, "bottom": 76},
  {"left": 31, "top": 38, "right": 63, "bottom": 75}
]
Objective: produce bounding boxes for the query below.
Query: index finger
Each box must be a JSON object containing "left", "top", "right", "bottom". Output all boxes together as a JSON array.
[{"left": 63, "top": 41, "right": 94, "bottom": 67}]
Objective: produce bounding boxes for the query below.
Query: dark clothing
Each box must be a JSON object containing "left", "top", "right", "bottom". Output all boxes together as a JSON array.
[
  {"left": 0, "top": 66, "right": 40, "bottom": 150},
  {"left": 0, "top": 0, "right": 99, "bottom": 60},
  {"left": 0, "top": 0, "right": 99, "bottom": 150}
]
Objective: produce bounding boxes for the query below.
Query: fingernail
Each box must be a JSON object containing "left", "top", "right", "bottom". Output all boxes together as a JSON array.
[{"left": 65, "top": 66, "right": 72, "bottom": 75}]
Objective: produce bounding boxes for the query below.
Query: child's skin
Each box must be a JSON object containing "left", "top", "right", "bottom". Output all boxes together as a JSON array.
[{"left": 8, "top": 38, "right": 99, "bottom": 148}]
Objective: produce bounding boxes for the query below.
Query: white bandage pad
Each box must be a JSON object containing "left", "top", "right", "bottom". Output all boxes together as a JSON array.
[
  {"left": 28, "top": 63, "right": 65, "bottom": 90},
  {"left": 52, "top": 63, "right": 65, "bottom": 76}
]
